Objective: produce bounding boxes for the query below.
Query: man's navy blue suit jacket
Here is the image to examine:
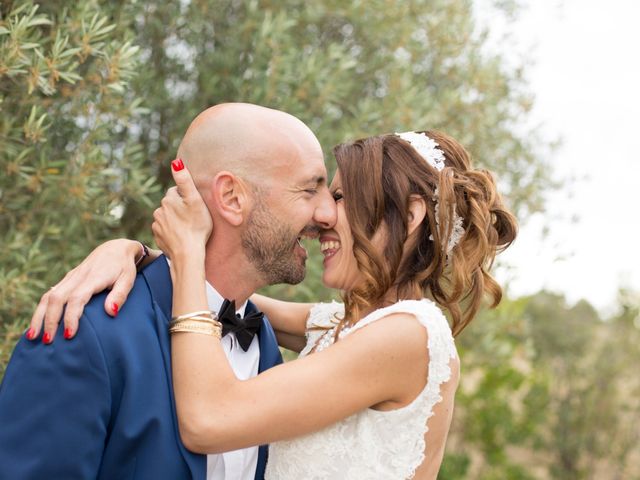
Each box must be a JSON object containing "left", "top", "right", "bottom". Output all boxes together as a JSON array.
[{"left": 0, "top": 256, "right": 283, "bottom": 479}]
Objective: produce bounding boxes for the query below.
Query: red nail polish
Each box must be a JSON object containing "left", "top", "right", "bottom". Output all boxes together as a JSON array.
[
  {"left": 42, "top": 332, "right": 52, "bottom": 344},
  {"left": 25, "top": 328, "right": 35, "bottom": 340},
  {"left": 113, "top": 303, "right": 119, "bottom": 315},
  {"left": 171, "top": 158, "right": 184, "bottom": 171},
  {"left": 64, "top": 328, "right": 73, "bottom": 340}
]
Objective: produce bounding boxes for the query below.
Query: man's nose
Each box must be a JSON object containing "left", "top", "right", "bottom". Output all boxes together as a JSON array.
[{"left": 314, "top": 189, "right": 337, "bottom": 230}]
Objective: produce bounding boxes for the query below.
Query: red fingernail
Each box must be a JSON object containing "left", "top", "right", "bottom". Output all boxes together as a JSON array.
[
  {"left": 171, "top": 158, "right": 184, "bottom": 171},
  {"left": 64, "top": 328, "right": 73, "bottom": 340},
  {"left": 112, "top": 303, "right": 119, "bottom": 315},
  {"left": 25, "top": 328, "right": 36, "bottom": 340},
  {"left": 171, "top": 158, "right": 184, "bottom": 172},
  {"left": 42, "top": 332, "right": 52, "bottom": 344}
]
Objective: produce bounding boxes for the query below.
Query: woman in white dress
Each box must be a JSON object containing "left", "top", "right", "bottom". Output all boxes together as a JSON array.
[
  {"left": 33, "top": 130, "right": 517, "bottom": 478},
  {"left": 156, "top": 130, "right": 516, "bottom": 479}
]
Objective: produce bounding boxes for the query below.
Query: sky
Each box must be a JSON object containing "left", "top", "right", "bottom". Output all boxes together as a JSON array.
[{"left": 478, "top": 0, "right": 640, "bottom": 313}]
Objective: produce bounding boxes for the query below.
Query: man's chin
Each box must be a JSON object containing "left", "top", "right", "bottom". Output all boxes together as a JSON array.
[
  {"left": 281, "top": 261, "right": 306, "bottom": 286},
  {"left": 285, "top": 267, "right": 306, "bottom": 286},
  {"left": 262, "top": 257, "right": 306, "bottom": 286}
]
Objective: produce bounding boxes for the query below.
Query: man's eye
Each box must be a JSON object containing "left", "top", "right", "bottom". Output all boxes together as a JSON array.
[{"left": 304, "top": 189, "right": 318, "bottom": 195}]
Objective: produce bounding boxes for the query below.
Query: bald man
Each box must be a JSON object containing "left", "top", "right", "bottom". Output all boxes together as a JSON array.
[{"left": 0, "top": 104, "right": 337, "bottom": 480}]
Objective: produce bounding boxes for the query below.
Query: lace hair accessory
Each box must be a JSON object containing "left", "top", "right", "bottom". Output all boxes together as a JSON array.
[{"left": 395, "top": 131, "right": 465, "bottom": 255}]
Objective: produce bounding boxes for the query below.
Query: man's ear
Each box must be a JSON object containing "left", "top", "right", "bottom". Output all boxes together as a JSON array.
[
  {"left": 209, "top": 171, "right": 251, "bottom": 226},
  {"left": 407, "top": 194, "right": 427, "bottom": 236}
]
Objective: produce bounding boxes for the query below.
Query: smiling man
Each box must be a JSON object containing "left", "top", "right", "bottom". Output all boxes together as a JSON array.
[{"left": 0, "top": 103, "right": 337, "bottom": 480}]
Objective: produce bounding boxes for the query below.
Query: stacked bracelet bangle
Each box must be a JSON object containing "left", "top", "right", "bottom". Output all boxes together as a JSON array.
[
  {"left": 134, "top": 242, "right": 150, "bottom": 268},
  {"left": 169, "top": 311, "right": 222, "bottom": 338}
]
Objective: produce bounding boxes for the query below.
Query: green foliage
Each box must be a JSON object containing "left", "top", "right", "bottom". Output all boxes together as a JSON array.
[
  {"left": 523, "top": 292, "right": 640, "bottom": 479},
  {"left": 1, "top": 0, "right": 548, "bottom": 326},
  {"left": 439, "top": 451, "right": 472, "bottom": 478},
  {"left": 440, "top": 291, "right": 640, "bottom": 479},
  {"left": 6, "top": 1, "right": 634, "bottom": 478},
  {"left": 0, "top": 1, "right": 159, "bottom": 374},
  {"left": 441, "top": 295, "right": 547, "bottom": 478}
]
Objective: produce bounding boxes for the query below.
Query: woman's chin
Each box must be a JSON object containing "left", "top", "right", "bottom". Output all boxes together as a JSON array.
[{"left": 321, "top": 271, "right": 341, "bottom": 290}]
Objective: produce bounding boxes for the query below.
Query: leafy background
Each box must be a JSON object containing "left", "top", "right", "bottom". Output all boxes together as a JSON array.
[{"left": 1, "top": 1, "right": 638, "bottom": 477}]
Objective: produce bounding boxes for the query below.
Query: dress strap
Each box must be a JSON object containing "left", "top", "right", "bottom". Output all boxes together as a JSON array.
[{"left": 346, "top": 299, "right": 457, "bottom": 385}]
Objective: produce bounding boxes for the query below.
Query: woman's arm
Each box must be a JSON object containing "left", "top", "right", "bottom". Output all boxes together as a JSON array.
[
  {"left": 250, "top": 294, "right": 313, "bottom": 353},
  {"left": 27, "top": 241, "right": 309, "bottom": 352},
  {"left": 172, "top": 258, "right": 428, "bottom": 452},
  {"left": 158, "top": 166, "right": 431, "bottom": 454},
  {"left": 174, "top": 312, "right": 428, "bottom": 453},
  {"left": 29, "top": 239, "right": 162, "bottom": 341},
  {"left": 250, "top": 294, "right": 312, "bottom": 337}
]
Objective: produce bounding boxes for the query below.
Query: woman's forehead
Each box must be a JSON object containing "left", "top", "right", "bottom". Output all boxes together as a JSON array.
[{"left": 329, "top": 170, "right": 342, "bottom": 189}]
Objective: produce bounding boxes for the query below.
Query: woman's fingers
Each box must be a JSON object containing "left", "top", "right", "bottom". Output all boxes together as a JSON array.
[
  {"left": 60, "top": 288, "right": 95, "bottom": 340},
  {"left": 27, "top": 288, "right": 53, "bottom": 340},
  {"left": 27, "top": 239, "right": 142, "bottom": 343},
  {"left": 41, "top": 281, "right": 75, "bottom": 343},
  {"left": 102, "top": 268, "right": 137, "bottom": 320},
  {"left": 170, "top": 158, "right": 199, "bottom": 200},
  {"left": 61, "top": 258, "right": 137, "bottom": 341},
  {"left": 151, "top": 160, "right": 212, "bottom": 260},
  {"left": 28, "top": 265, "right": 79, "bottom": 341},
  {"left": 151, "top": 212, "right": 168, "bottom": 255}
]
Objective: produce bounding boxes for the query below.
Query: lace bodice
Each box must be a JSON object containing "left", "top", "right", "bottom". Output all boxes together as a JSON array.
[{"left": 265, "top": 299, "right": 458, "bottom": 479}]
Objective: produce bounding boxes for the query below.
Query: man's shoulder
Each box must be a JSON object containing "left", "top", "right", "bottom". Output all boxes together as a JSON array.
[
  {"left": 80, "top": 272, "right": 160, "bottom": 338},
  {"left": 68, "top": 270, "right": 171, "bottom": 376}
]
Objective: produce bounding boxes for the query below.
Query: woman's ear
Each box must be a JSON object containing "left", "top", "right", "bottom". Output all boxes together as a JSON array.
[
  {"left": 209, "top": 171, "right": 250, "bottom": 226},
  {"left": 407, "top": 194, "right": 427, "bottom": 236}
]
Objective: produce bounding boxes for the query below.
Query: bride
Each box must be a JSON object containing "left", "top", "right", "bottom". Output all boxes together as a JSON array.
[{"left": 30, "top": 130, "right": 516, "bottom": 478}]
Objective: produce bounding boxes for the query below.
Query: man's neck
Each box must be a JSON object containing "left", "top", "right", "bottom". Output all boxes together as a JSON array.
[{"left": 203, "top": 238, "right": 264, "bottom": 306}]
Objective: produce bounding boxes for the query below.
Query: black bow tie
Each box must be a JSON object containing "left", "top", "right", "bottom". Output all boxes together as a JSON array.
[{"left": 218, "top": 299, "right": 263, "bottom": 352}]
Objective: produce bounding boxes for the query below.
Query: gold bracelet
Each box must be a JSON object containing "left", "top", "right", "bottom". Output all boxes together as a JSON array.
[
  {"left": 169, "top": 310, "right": 223, "bottom": 337},
  {"left": 169, "top": 319, "right": 222, "bottom": 338},
  {"left": 169, "top": 316, "right": 221, "bottom": 328},
  {"left": 169, "top": 316, "right": 223, "bottom": 330},
  {"left": 171, "top": 310, "right": 218, "bottom": 322}
]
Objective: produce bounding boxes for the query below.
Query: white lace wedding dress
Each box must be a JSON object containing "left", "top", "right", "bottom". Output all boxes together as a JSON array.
[{"left": 264, "top": 299, "right": 458, "bottom": 480}]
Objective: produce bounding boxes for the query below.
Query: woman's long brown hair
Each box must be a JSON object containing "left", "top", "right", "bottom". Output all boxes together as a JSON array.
[{"left": 333, "top": 131, "right": 517, "bottom": 336}]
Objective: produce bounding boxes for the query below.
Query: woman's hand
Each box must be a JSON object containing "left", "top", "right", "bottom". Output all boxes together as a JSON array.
[
  {"left": 28, "top": 239, "right": 148, "bottom": 343},
  {"left": 152, "top": 161, "right": 212, "bottom": 264}
]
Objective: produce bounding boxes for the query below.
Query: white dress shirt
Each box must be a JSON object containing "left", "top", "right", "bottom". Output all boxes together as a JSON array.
[{"left": 204, "top": 282, "right": 260, "bottom": 480}]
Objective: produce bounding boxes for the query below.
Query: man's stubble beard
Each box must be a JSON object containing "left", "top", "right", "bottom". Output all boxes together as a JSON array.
[{"left": 241, "top": 200, "right": 306, "bottom": 286}]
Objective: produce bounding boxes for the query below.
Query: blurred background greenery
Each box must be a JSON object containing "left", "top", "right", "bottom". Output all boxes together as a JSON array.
[{"left": 1, "top": 1, "right": 638, "bottom": 478}]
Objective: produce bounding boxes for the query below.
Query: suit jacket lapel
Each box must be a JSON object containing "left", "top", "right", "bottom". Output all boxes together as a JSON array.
[
  {"left": 142, "top": 255, "right": 206, "bottom": 479},
  {"left": 249, "top": 300, "right": 283, "bottom": 480},
  {"left": 249, "top": 300, "right": 283, "bottom": 374}
]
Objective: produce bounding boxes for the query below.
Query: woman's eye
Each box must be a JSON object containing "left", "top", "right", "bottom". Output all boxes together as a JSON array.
[{"left": 332, "top": 192, "right": 343, "bottom": 202}]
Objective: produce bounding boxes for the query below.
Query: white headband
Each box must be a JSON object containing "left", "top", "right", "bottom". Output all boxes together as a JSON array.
[{"left": 395, "top": 131, "right": 465, "bottom": 255}]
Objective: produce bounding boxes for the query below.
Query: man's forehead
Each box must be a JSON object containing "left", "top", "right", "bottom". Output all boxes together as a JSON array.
[
  {"left": 304, "top": 174, "right": 328, "bottom": 186},
  {"left": 290, "top": 150, "right": 327, "bottom": 182}
]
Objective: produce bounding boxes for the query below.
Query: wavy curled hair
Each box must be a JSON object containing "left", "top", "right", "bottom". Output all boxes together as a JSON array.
[{"left": 333, "top": 131, "right": 517, "bottom": 336}]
